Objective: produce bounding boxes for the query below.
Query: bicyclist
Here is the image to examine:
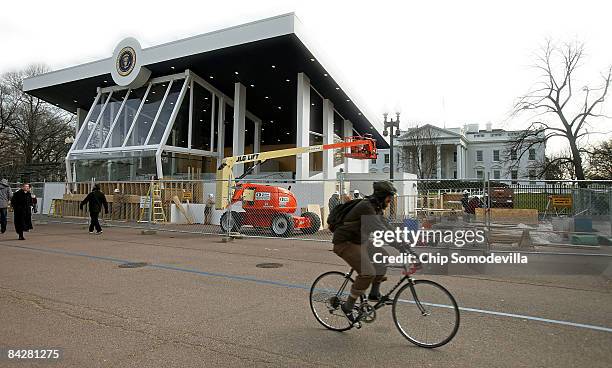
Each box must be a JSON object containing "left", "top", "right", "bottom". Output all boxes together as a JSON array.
[{"left": 332, "top": 181, "right": 417, "bottom": 321}]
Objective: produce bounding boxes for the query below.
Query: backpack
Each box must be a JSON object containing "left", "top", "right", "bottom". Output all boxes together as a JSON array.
[{"left": 327, "top": 199, "right": 362, "bottom": 232}]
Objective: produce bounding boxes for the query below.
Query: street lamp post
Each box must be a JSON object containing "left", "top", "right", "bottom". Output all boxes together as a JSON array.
[{"left": 383, "top": 112, "right": 402, "bottom": 180}]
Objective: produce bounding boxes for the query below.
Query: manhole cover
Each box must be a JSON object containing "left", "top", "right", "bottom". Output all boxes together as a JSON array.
[
  {"left": 118, "top": 262, "right": 149, "bottom": 269},
  {"left": 256, "top": 263, "right": 283, "bottom": 269}
]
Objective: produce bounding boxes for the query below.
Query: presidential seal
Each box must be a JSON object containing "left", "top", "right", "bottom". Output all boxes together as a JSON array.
[
  {"left": 116, "top": 47, "right": 136, "bottom": 77},
  {"left": 111, "top": 37, "right": 151, "bottom": 88}
]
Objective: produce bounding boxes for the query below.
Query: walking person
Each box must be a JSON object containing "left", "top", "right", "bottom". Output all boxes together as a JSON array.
[
  {"left": 25, "top": 188, "right": 36, "bottom": 231},
  {"left": 10, "top": 183, "right": 30, "bottom": 240},
  {"left": 0, "top": 178, "right": 12, "bottom": 234},
  {"left": 80, "top": 184, "right": 108, "bottom": 235}
]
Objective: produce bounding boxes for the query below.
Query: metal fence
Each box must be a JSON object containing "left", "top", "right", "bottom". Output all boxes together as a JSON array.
[{"left": 6, "top": 178, "right": 611, "bottom": 249}]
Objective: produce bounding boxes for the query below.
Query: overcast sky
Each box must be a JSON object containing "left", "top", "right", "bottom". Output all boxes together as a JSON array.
[{"left": 1, "top": 0, "right": 610, "bottom": 147}]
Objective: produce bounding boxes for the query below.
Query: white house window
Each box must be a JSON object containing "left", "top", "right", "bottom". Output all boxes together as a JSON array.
[
  {"left": 453, "top": 151, "right": 457, "bottom": 162},
  {"left": 476, "top": 150, "right": 483, "bottom": 161},
  {"left": 511, "top": 170, "right": 518, "bottom": 184},
  {"left": 384, "top": 154, "right": 390, "bottom": 164},
  {"left": 476, "top": 170, "right": 484, "bottom": 179},
  {"left": 510, "top": 150, "right": 517, "bottom": 160},
  {"left": 371, "top": 158, "right": 377, "bottom": 164},
  {"left": 528, "top": 169, "right": 536, "bottom": 182},
  {"left": 493, "top": 150, "right": 500, "bottom": 162},
  {"left": 493, "top": 170, "right": 500, "bottom": 179},
  {"left": 529, "top": 149, "right": 536, "bottom": 160}
]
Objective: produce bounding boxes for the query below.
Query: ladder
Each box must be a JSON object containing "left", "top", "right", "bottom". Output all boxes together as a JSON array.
[{"left": 139, "top": 181, "right": 166, "bottom": 223}]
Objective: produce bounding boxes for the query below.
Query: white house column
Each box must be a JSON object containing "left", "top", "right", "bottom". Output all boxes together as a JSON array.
[
  {"left": 322, "top": 99, "right": 334, "bottom": 179},
  {"left": 456, "top": 143, "right": 462, "bottom": 179},
  {"left": 417, "top": 146, "right": 422, "bottom": 178},
  {"left": 343, "top": 119, "right": 353, "bottom": 172},
  {"left": 436, "top": 144, "right": 442, "bottom": 179},
  {"left": 232, "top": 82, "right": 246, "bottom": 177},
  {"left": 253, "top": 119, "right": 262, "bottom": 174},
  {"left": 296, "top": 72, "right": 310, "bottom": 180}
]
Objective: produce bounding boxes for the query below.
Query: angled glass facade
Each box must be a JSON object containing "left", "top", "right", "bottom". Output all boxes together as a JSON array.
[{"left": 67, "top": 71, "right": 243, "bottom": 181}]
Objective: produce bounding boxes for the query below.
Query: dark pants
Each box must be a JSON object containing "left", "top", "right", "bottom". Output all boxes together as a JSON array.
[
  {"left": 0, "top": 208, "right": 7, "bottom": 233},
  {"left": 89, "top": 212, "right": 102, "bottom": 233},
  {"left": 333, "top": 241, "right": 388, "bottom": 298}
]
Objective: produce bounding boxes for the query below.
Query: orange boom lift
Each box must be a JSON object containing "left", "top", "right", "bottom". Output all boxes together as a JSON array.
[{"left": 216, "top": 135, "right": 377, "bottom": 237}]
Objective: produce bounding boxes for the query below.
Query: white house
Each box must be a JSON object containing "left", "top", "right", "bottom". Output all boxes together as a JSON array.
[{"left": 370, "top": 123, "right": 546, "bottom": 182}]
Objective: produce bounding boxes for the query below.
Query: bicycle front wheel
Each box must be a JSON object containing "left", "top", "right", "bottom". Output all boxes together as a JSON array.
[
  {"left": 392, "top": 279, "right": 460, "bottom": 348},
  {"left": 309, "top": 271, "right": 354, "bottom": 331}
]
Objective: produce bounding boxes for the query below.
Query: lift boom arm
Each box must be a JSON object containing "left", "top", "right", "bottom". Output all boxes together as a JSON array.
[{"left": 215, "top": 137, "right": 377, "bottom": 209}]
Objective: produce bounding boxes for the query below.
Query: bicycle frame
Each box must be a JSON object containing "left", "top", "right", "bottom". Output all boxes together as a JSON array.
[{"left": 341, "top": 267, "right": 428, "bottom": 315}]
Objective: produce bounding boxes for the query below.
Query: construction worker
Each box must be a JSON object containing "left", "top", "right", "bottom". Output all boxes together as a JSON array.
[
  {"left": 204, "top": 194, "right": 215, "bottom": 224},
  {"left": 352, "top": 189, "right": 362, "bottom": 199},
  {"left": 328, "top": 191, "right": 341, "bottom": 212},
  {"left": 111, "top": 188, "right": 126, "bottom": 220}
]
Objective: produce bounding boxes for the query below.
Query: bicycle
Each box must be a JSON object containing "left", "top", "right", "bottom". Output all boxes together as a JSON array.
[{"left": 309, "top": 261, "right": 460, "bottom": 348}]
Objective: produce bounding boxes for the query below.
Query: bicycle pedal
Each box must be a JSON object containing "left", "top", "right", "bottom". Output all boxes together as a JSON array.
[{"left": 354, "top": 321, "right": 362, "bottom": 329}]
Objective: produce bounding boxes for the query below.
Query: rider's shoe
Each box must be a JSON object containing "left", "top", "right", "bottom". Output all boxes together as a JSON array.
[
  {"left": 341, "top": 303, "right": 358, "bottom": 324},
  {"left": 368, "top": 292, "right": 382, "bottom": 301}
]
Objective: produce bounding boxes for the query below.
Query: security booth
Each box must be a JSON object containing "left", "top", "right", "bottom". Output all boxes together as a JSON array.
[{"left": 23, "top": 13, "right": 388, "bottom": 182}]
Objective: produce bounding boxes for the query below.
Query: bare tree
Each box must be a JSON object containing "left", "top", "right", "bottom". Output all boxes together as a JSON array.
[
  {"left": 0, "top": 65, "right": 75, "bottom": 181},
  {"left": 397, "top": 124, "right": 440, "bottom": 179},
  {"left": 510, "top": 40, "right": 611, "bottom": 181}
]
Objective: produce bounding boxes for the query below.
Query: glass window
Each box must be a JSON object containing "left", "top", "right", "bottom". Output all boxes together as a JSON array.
[
  {"left": 511, "top": 170, "right": 518, "bottom": 184},
  {"left": 510, "top": 150, "right": 517, "bottom": 160},
  {"left": 529, "top": 149, "right": 536, "bottom": 160},
  {"left": 125, "top": 82, "right": 169, "bottom": 146},
  {"left": 493, "top": 170, "right": 500, "bottom": 179},
  {"left": 453, "top": 151, "right": 457, "bottom": 162},
  {"left": 166, "top": 86, "right": 190, "bottom": 148},
  {"left": 86, "top": 90, "right": 127, "bottom": 149},
  {"left": 384, "top": 154, "right": 390, "bottom": 164},
  {"left": 105, "top": 85, "right": 148, "bottom": 148},
  {"left": 74, "top": 153, "right": 157, "bottom": 181},
  {"left": 476, "top": 150, "right": 483, "bottom": 161},
  {"left": 191, "top": 83, "right": 213, "bottom": 151},
  {"left": 334, "top": 111, "right": 344, "bottom": 139},
  {"left": 74, "top": 93, "right": 109, "bottom": 150},
  {"left": 493, "top": 150, "right": 500, "bottom": 162},
  {"left": 476, "top": 170, "right": 484, "bottom": 179},
  {"left": 148, "top": 79, "right": 186, "bottom": 145}
]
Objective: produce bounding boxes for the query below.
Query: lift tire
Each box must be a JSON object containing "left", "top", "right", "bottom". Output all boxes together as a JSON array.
[
  {"left": 220, "top": 211, "right": 243, "bottom": 232},
  {"left": 271, "top": 213, "right": 294, "bottom": 237},
  {"left": 301, "top": 212, "right": 321, "bottom": 234}
]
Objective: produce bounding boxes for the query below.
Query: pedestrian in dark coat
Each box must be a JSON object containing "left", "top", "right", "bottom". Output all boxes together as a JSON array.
[
  {"left": 24, "top": 186, "right": 33, "bottom": 231},
  {"left": 10, "top": 183, "right": 30, "bottom": 240},
  {"left": 80, "top": 184, "right": 109, "bottom": 234}
]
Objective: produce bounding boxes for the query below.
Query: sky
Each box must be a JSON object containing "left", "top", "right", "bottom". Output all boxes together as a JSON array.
[{"left": 1, "top": 0, "right": 611, "bottom": 149}]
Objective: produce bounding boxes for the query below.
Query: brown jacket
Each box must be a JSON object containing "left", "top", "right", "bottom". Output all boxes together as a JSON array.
[{"left": 332, "top": 197, "right": 389, "bottom": 245}]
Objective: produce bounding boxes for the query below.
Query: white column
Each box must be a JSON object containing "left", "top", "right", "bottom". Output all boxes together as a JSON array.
[
  {"left": 322, "top": 99, "right": 334, "bottom": 179},
  {"left": 232, "top": 82, "right": 246, "bottom": 177},
  {"left": 343, "top": 119, "right": 353, "bottom": 172},
  {"left": 436, "top": 145, "right": 442, "bottom": 179},
  {"left": 76, "top": 108, "right": 87, "bottom": 136},
  {"left": 417, "top": 146, "right": 422, "bottom": 178},
  {"left": 253, "top": 120, "right": 262, "bottom": 174},
  {"left": 216, "top": 97, "right": 225, "bottom": 169},
  {"left": 296, "top": 72, "right": 310, "bottom": 180},
  {"left": 456, "top": 144, "right": 462, "bottom": 179}
]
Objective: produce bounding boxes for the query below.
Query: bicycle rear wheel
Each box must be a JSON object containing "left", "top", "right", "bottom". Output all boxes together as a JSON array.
[
  {"left": 309, "top": 271, "right": 354, "bottom": 331},
  {"left": 392, "top": 279, "right": 460, "bottom": 348}
]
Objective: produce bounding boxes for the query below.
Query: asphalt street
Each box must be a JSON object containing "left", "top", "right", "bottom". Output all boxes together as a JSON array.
[{"left": 0, "top": 222, "right": 611, "bottom": 367}]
